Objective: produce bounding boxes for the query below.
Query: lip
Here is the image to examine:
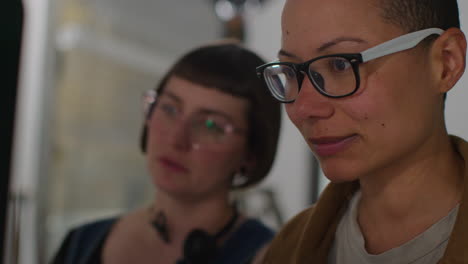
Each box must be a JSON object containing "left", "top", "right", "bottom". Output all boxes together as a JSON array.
[
  {"left": 158, "top": 156, "right": 189, "bottom": 173},
  {"left": 308, "top": 134, "right": 358, "bottom": 156}
]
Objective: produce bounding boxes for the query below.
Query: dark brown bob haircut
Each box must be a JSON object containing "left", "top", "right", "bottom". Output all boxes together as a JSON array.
[{"left": 140, "top": 41, "right": 282, "bottom": 189}]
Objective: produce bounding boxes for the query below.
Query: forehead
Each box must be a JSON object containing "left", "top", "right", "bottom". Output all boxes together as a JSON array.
[
  {"left": 162, "top": 76, "right": 249, "bottom": 119},
  {"left": 281, "top": 0, "right": 403, "bottom": 59}
]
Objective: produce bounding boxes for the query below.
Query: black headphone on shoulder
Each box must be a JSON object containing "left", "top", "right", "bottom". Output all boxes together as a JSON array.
[{"left": 151, "top": 209, "right": 239, "bottom": 264}]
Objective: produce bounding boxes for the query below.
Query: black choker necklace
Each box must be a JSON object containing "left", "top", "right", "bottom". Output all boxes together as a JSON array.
[
  {"left": 150, "top": 208, "right": 239, "bottom": 244},
  {"left": 151, "top": 211, "right": 171, "bottom": 243},
  {"left": 151, "top": 208, "right": 240, "bottom": 263}
]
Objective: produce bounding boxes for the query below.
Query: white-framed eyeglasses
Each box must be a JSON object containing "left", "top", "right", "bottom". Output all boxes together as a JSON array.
[{"left": 256, "top": 28, "right": 444, "bottom": 102}]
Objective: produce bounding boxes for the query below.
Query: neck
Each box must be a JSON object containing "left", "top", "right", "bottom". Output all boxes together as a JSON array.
[
  {"left": 359, "top": 134, "right": 463, "bottom": 215},
  {"left": 358, "top": 134, "right": 464, "bottom": 253},
  {"left": 150, "top": 191, "right": 236, "bottom": 246}
]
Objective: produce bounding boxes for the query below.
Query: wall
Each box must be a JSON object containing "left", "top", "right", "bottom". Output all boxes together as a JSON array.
[{"left": 447, "top": 2, "right": 468, "bottom": 138}]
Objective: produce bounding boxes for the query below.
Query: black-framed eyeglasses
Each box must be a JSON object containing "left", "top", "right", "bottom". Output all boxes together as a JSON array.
[{"left": 256, "top": 28, "right": 444, "bottom": 103}]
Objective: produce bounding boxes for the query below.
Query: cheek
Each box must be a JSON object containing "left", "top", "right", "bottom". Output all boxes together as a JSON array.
[
  {"left": 368, "top": 62, "right": 434, "bottom": 123},
  {"left": 145, "top": 127, "right": 164, "bottom": 167},
  {"left": 192, "top": 145, "right": 247, "bottom": 179},
  {"left": 347, "top": 63, "right": 438, "bottom": 152},
  {"left": 339, "top": 80, "right": 394, "bottom": 133},
  {"left": 285, "top": 104, "right": 301, "bottom": 129},
  {"left": 147, "top": 118, "right": 170, "bottom": 146},
  {"left": 189, "top": 153, "right": 238, "bottom": 190}
]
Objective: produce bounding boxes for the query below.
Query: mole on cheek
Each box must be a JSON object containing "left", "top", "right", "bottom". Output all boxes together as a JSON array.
[{"left": 381, "top": 123, "right": 386, "bottom": 127}]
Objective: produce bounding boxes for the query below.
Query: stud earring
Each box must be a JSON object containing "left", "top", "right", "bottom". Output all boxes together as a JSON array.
[{"left": 232, "top": 166, "right": 248, "bottom": 187}]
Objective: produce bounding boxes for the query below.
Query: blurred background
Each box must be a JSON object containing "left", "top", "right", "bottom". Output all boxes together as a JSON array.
[{"left": 5, "top": 0, "right": 468, "bottom": 263}]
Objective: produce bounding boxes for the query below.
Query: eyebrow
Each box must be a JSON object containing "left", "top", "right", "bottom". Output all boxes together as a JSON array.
[
  {"left": 317, "top": 37, "right": 367, "bottom": 53},
  {"left": 278, "top": 37, "right": 367, "bottom": 59},
  {"left": 198, "top": 109, "right": 235, "bottom": 122},
  {"left": 161, "top": 90, "right": 236, "bottom": 122},
  {"left": 161, "top": 90, "right": 182, "bottom": 103},
  {"left": 278, "top": 49, "right": 300, "bottom": 60}
]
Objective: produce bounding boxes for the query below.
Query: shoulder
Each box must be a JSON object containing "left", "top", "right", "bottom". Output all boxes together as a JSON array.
[
  {"left": 224, "top": 218, "right": 275, "bottom": 250},
  {"left": 261, "top": 206, "right": 316, "bottom": 262},
  {"left": 270, "top": 206, "right": 315, "bottom": 245},
  {"left": 451, "top": 135, "right": 468, "bottom": 157},
  {"left": 73, "top": 217, "right": 118, "bottom": 234},
  {"left": 261, "top": 182, "right": 359, "bottom": 263},
  {"left": 51, "top": 217, "right": 118, "bottom": 264},
  {"left": 67, "top": 217, "right": 118, "bottom": 245},
  {"left": 236, "top": 218, "right": 275, "bottom": 240},
  {"left": 215, "top": 218, "right": 275, "bottom": 264}
]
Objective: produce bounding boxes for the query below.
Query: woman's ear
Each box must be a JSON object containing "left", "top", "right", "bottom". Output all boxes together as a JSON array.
[
  {"left": 231, "top": 154, "right": 257, "bottom": 186},
  {"left": 431, "top": 28, "right": 467, "bottom": 93}
]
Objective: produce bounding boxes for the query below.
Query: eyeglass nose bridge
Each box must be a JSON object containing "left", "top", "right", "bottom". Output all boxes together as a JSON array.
[
  {"left": 295, "top": 61, "right": 311, "bottom": 93},
  {"left": 170, "top": 116, "right": 227, "bottom": 151},
  {"left": 296, "top": 61, "right": 322, "bottom": 96}
]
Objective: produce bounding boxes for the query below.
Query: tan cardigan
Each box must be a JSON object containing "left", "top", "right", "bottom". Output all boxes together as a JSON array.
[{"left": 263, "top": 136, "right": 468, "bottom": 264}]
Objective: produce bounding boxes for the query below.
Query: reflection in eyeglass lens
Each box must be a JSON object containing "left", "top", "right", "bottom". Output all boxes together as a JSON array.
[{"left": 152, "top": 99, "right": 237, "bottom": 147}]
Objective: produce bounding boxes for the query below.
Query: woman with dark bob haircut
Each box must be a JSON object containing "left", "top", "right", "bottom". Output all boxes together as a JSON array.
[{"left": 52, "top": 41, "right": 282, "bottom": 264}]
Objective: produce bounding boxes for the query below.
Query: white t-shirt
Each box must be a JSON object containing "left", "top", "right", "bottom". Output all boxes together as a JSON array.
[{"left": 329, "top": 191, "right": 459, "bottom": 264}]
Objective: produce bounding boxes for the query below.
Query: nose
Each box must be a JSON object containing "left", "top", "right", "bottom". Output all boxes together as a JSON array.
[
  {"left": 169, "top": 120, "right": 193, "bottom": 151},
  {"left": 286, "top": 76, "right": 334, "bottom": 125}
]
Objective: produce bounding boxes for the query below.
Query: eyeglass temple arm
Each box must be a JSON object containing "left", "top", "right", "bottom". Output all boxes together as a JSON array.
[{"left": 361, "top": 28, "right": 444, "bottom": 63}]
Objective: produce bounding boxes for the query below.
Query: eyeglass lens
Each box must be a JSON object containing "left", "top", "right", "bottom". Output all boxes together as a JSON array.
[
  {"left": 152, "top": 101, "right": 234, "bottom": 147},
  {"left": 263, "top": 56, "right": 357, "bottom": 101}
]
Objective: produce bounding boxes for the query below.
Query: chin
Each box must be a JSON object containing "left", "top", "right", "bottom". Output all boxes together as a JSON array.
[
  {"left": 151, "top": 173, "right": 183, "bottom": 194},
  {"left": 154, "top": 180, "right": 192, "bottom": 200},
  {"left": 323, "top": 172, "right": 359, "bottom": 183},
  {"left": 319, "top": 159, "right": 361, "bottom": 183}
]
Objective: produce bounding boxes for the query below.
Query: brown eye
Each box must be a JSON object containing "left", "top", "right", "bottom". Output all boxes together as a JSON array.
[
  {"left": 159, "top": 102, "right": 178, "bottom": 118},
  {"left": 329, "top": 58, "right": 351, "bottom": 72}
]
